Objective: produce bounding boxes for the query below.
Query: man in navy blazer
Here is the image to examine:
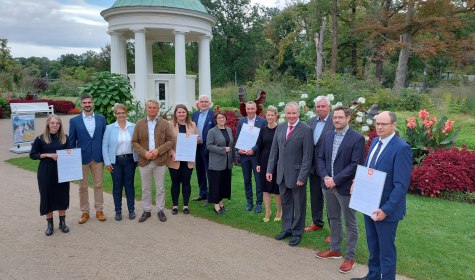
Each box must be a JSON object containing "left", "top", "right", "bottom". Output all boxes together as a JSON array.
[
  {"left": 352, "top": 111, "right": 413, "bottom": 280},
  {"left": 69, "top": 93, "right": 107, "bottom": 224},
  {"left": 191, "top": 95, "right": 215, "bottom": 205},
  {"left": 236, "top": 101, "right": 267, "bottom": 213},
  {"left": 315, "top": 106, "right": 365, "bottom": 274}
]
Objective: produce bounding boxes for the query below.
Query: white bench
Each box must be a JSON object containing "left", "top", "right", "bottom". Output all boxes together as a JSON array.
[{"left": 10, "top": 102, "right": 54, "bottom": 115}]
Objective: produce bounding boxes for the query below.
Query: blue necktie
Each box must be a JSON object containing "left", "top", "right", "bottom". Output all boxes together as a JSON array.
[{"left": 369, "top": 141, "right": 383, "bottom": 168}]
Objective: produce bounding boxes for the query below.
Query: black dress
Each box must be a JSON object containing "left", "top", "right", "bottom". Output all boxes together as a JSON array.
[
  {"left": 257, "top": 126, "right": 279, "bottom": 194},
  {"left": 30, "top": 134, "right": 70, "bottom": 215},
  {"left": 208, "top": 128, "right": 232, "bottom": 204}
]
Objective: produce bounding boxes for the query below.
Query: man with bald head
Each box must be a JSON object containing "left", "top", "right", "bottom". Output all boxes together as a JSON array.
[
  {"left": 266, "top": 102, "right": 313, "bottom": 246},
  {"left": 351, "top": 111, "right": 412, "bottom": 280}
]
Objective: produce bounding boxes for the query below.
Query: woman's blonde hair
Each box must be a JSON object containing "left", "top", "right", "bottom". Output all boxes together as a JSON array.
[
  {"left": 113, "top": 103, "right": 127, "bottom": 114},
  {"left": 42, "top": 115, "right": 67, "bottom": 144},
  {"left": 266, "top": 105, "right": 278, "bottom": 115}
]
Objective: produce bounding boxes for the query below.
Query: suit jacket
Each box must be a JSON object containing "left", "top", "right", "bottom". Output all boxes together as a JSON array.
[
  {"left": 266, "top": 120, "right": 313, "bottom": 188},
  {"left": 317, "top": 128, "right": 365, "bottom": 196},
  {"left": 192, "top": 109, "right": 215, "bottom": 149},
  {"left": 167, "top": 121, "right": 199, "bottom": 170},
  {"left": 307, "top": 115, "right": 334, "bottom": 175},
  {"left": 102, "top": 121, "right": 139, "bottom": 166},
  {"left": 69, "top": 113, "right": 106, "bottom": 165},
  {"left": 206, "top": 126, "right": 234, "bottom": 171},
  {"left": 131, "top": 117, "right": 173, "bottom": 167},
  {"left": 365, "top": 136, "right": 413, "bottom": 221},
  {"left": 236, "top": 116, "right": 267, "bottom": 155}
]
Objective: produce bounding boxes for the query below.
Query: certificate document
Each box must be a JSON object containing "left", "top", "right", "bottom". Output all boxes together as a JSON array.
[
  {"left": 175, "top": 133, "right": 198, "bottom": 162},
  {"left": 235, "top": 123, "right": 260, "bottom": 151},
  {"left": 349, "top": 165, "right": 387, "bottom": 217},
  {"left": 57, "top": 148, "right": 83, "bottom": 183}
]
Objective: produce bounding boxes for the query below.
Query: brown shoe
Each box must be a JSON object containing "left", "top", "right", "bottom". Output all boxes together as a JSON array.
[
  {"left": 78, "top": 213, "right": 89, "bottom": 224},
  {"left": 315, "top": 249, "right": 342, "bottom": 259},
  {"left": 157, "top": 211, "right": 167, "bottom": 222},
  {"left": 138, "top": 211, "right": 151, "bottom": 223},
  {"left": 96, "top": 211, "right": 107, "bottom": 221},
  {"left": 339, "top": 258, "right": 356, "bottom": 274},
  {"left": 304, "top": 224, "right": 323, "bottom": 232},
  {"left": 324, "top": 234, "right": 331, "bottom": 243}
]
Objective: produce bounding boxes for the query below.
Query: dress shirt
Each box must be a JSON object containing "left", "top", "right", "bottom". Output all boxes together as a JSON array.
[
  {"left": 331, "top": 126, "right": 348, "bottom": 176},
  {"left": 313, "top": 115, "right": 329, "bottom": 145},
  {"left": 197, "top": 109, "right": 209, "bottom": 139},
  {"left": 82, "top": 112, "right": 95, "bottom": 138},
  {"left": 115, "top": 122, "right": 133, "bottom": 155},
  {"left": 286, "top": 119, "right": 300, "bottom": 136},
  {"left": 247, "top": 116, "right": 256, "bottom": 127},
  {"left": 367, "top": 132, "right": 396, "bottom": 167},
  {"left": 147, "top": 116, "right": 158, "bottom": 151}
]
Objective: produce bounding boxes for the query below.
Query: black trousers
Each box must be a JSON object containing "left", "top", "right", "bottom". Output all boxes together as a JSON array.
[{"left": 169, "top": 162, "right": 193, "bottom": 206}]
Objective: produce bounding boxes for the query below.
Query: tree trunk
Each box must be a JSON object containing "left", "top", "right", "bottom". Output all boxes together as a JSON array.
[
  {"left": 331, "top": 0, "right": 338, "bottom": 72},
  {"left": 374, "top": 0, "right": 391, "bottom": 82},
  {"left": 351, "top": 42, "right": 357, "bottom": 76},
  {"left": 394, "top": 0, "right": 415, "bottom": 92},
  {"left": 315, "top": 17, "right": 327, "bottom": 83},
  {"left": 375, "top": 60, "right": 383, "bottom": 81}
]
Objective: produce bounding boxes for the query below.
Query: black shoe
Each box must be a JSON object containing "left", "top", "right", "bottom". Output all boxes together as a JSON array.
[
  {"left": 158, "top": 211, "right": 167, "bottom": 222},
  {"left": 201, "top": 200, "right": 210, "bottom": 207},
  {"left": 289, "top": 235, "right": 301, "bottom": 246},
  {"left": 214, "top": 208, "right": 223, "bottom": 215},
  {"left": 138, "top": 211, "right": 151, "bottom": 223},
  {"left": 245, "top": 203, "right": 253, "bottom": 211},
  {"left": 128, "top": 211, "right": 136, "bottom": 220},
  {"left": 220, "top": 206, "right": 228, "bottom": 212},
  {"left": 171, "top": 208, "right": 178, "bottom": 215},
  {"left": 183, "top": 208, "right": 190, "bottom": 214},
  {"left": 192, "top": 195, "right": 207, "bottom": 201},
  {"left": 59, "top": 216, "right": 69, "bottom": 233},
  {"left": 275, "top": 231, "right": 292, "bottom": 240},
  {"left": 115, "top": 213, "right": 123, "bottom": 221},
  {"left": 45, "top": 218, "right": 54, "bottom": 236},
  {"left": 255, "top": 204, "right": 262, "bottom": 213}
]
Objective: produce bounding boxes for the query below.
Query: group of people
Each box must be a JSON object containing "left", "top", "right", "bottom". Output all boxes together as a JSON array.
[{"left": 30, "top": 93, "right": 412, "bottom": 280}]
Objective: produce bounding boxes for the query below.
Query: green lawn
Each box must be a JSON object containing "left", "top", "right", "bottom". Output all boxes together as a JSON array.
[{"left": 6, "top": 157, "right": 475, "bottom": 280}]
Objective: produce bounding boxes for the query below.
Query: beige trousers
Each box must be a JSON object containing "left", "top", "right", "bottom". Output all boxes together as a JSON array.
[
  {"left": 139, "top": 162, "right": 166, "bottom": 213},
  {"left": 79, "top": 160, "right": 104, "bottom": 213}
]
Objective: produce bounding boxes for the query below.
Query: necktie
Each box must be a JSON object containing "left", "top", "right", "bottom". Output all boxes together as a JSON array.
[
  {"left": 286, "top": 125, "right": 294, "bottom": 141},
  {"left": 368, "top": 141, "right": 383, "bottom": 168}
]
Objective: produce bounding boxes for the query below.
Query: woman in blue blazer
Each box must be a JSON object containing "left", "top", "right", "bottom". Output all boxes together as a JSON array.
[{"left": 102, "top": 104, "right": 139, "bottom": 221}]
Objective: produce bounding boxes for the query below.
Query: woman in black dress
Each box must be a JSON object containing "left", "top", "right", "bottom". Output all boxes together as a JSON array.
[
  {"left": 256, "top": 106, "right": 282, "bottom": 222},
  {"left": 206, "top": 111, "right": 234, "bottom": 215},
  {"left": 30, "top": 115, "right": 70, "bottom": 236}
]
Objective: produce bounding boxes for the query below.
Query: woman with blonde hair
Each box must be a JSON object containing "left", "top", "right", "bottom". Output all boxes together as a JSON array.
[
  {"left": 30, "top": 115, "right": 70, "bottom": 236},
  {"left": 256, "top": 105, "right": 282, "bottom": 222},
  {"left": 167, "top": 104, "right": 199, "bottom": 214}
]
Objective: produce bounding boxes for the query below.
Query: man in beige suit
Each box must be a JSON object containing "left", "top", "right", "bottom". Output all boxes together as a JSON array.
[{"left": 132, "top": 100, "right": 173, "bottom": 223}]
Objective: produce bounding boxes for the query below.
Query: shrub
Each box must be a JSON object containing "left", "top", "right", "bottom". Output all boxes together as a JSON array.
[
  {"left": 8, "top": 99, "right": 75, "bottom": 114},
  {"left": 398, "top": 90, "right": 431, "bottom": 111},
  {"left": 0, "top": 96, "right": 10, "bottom": 118},
  {"left": 363, "top": 88, "right": 399, "bottom": 111},
  {"left": 410, "top": 148, "right": 475, "bottom": 198}
]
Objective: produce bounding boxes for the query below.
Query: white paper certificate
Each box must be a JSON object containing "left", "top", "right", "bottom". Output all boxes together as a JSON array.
[
  {"left": 57, "top": 148, "right": 83, "bottom": 183},
  {"left": 175, "top": 133, "right": 198, "bottom": 162},
  {"left": 235, "top": 123, "right": 260, "bottom": 151},
  {"left": 349, "top": 165, "right": 387, "bottom": 217}
]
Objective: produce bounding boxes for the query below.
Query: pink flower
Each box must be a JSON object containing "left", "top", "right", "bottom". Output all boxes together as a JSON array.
[
  {"left": 407, "top": 117, "right": 416, "bottom": 129},
  {"left": 423, "top": 119, "right": 434, "bottom": 128},
  {"left": 419, "top": 109, "right": 429, "bottom": 119},
  {"left": 443, "top": 120, "right": 454, "bottom": 134}
]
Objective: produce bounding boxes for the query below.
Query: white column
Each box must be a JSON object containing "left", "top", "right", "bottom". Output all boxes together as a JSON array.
[
  {"left": 133, "top": 29, "right": 147, "bottom": 104},
  {"left": 109, "top": 31, "right": 121, "bottom": 74},
  {"left": 199, "top": 35, "right": 212, "bottom": 100},
  {"left": 146, "top": 40, "right": 154, "bottom": 74},
  {"left": 118, "top": 36, "right": 127, "bottom": 75},
  {"left": 174, "top": 30, "right": 187, "bottom": 107}
]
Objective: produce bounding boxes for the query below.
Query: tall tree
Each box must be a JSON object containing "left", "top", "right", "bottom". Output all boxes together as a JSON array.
[{"left": 331, "top": 0, "right": 339, "bottom": 72}]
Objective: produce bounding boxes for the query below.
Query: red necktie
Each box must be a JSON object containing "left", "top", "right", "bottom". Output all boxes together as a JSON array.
[{"left": 286, "top": 125, "right": 294, "bottom": 141}]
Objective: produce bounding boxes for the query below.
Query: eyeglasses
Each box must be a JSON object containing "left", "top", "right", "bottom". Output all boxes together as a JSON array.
[
  {"left": 216, "top": 116, "right": 226, "bottom": 120},
  {"left": 115, "top": 112, "right": 126, "bottom": 115},
  {"left": 375, "top": 122, "right": 394, "bottom": 127}
]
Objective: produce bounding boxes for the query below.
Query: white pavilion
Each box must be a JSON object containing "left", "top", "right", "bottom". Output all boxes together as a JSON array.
[{"left": 101, "top": 0, "right": 216, "bottom": 109}]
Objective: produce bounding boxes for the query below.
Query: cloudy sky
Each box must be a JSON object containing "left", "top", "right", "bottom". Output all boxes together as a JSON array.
[{"left": 0, "top": 0, "right": 284, "bottom": 60}]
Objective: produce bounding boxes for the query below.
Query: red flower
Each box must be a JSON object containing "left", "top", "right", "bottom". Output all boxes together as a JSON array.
[
  {"left": 443, "top": 120, "right": 454, "bottom": 134},
  {"left": 407, "top": 117, "right": 416, "bottom": 128},
  {"left": 418, "top": 109, "right": 429, "bottom": 119}
]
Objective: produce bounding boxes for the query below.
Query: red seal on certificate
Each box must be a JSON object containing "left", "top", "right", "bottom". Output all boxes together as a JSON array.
[
  {"left": 66, "top": 149, "right": 72, "bottom": 155},
  {"left": 368, "top": 169, "right": 374, "bottom": 176}
]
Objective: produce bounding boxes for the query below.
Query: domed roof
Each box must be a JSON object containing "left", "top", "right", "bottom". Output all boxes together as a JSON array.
[{"left": 110, "top": 0, "right": 209, "bottom": 14}]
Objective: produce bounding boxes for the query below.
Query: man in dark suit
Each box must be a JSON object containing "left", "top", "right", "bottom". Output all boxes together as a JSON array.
[
  {"left": 351, "top": 111, "right": 413, "bottom": 280},
  {"left": 191, "top": 95, "right": 215, "bottom": 206},
  {"left": 69, "top": 93, "right": 107, "bottom": 224},
  {"left": 315, "top": 106, "right": 365, "bottom": 274},
  {"left": 306, "top": 96, "right": 334, "bottom": 234},
  {"left": 266, "top": 102, "right": 313, "bottom": 247},
  {"left": 237, "top": 101, "right": 267, "bottom": 213}
]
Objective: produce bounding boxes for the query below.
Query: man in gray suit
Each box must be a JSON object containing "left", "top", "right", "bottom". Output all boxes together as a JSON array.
[
  {"left": 266, "top": 102, "right": 313, "bottom": 246},
  {"left": 305, "top": 96, "right": 334, "bottom": 234}
]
